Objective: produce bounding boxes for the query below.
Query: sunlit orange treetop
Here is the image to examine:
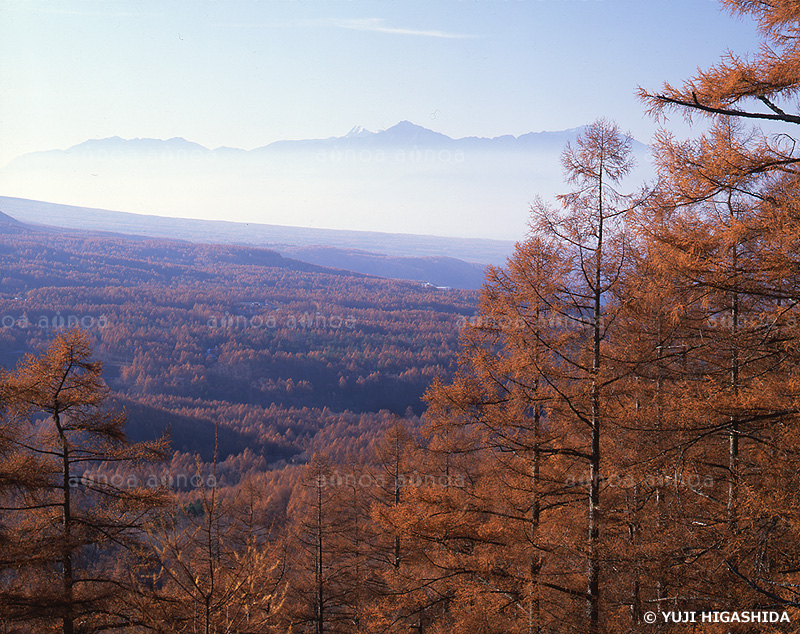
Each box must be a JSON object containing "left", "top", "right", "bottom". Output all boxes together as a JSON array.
[{"left": 640, "top": 0, "right": 800, "bottom": 126}]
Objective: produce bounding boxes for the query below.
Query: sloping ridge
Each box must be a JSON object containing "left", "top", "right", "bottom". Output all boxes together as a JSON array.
[
  {"left": 0, "top": 196, "right": 511, "bottom": 288},
  {"left": 0, "top": 205, "right": 384, "bottom": 290},
  {"left": 0, "top": 209, "right": 28, "bottom": 233},
  {"left": 278, "top": 245, "right": 487, "bottom": 289},
  {"left": 0, "top": 209, "right": 22, "bottom": 224},
  {"left": 0, "top": 196, "right": 513, "bottom": 263}
]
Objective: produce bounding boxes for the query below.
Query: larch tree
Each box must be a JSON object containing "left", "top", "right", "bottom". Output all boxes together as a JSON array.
[
  {"left": 371, "top": 420, "right": 417, "bottom": 574},
  {"left": 0, "top": 367, "right": 54, "bottom": 632},
  {"left": 415, "top": 235, "right": 586, "bottom": 634},
  {"left": 638, "top": 0, "right": 800, "bottom": 609},
  {"left": 531, "top": 119, "right": 645, "bottom": 633},
  {"left": 631, "top": 116, "right": 800, "bottom": 611},
  {"left": 600, "top": 224, "right": 696, "bottom": 616},
  {"left": 0, "top": 328, "right": 169, "bottom": 633},
  {"left": 132, "top": 474, "right": 285, "bottom": 634},
  {"left": 415, "top": 119, "right": 648, "bottom": 634},
  {"left": 640, "top": 0, "right": 800, "bottom": 131},
  {"left": 283, "top": 453, "right": 370, "bottom": 634}
]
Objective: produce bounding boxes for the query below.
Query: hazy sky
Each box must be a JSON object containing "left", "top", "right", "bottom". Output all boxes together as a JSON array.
[
  {"left": 1, "top": 0, "right": 763, "bottom": 163},
  {"left": 0, "top": 0, "right": 767, "bottom": 238}
]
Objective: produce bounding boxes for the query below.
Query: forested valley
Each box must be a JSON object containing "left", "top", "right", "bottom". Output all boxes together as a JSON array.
[{"left": 6, "top": 1, "right": 800, "bottom": 632}]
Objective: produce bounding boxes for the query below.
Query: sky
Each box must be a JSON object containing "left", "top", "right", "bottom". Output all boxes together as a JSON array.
[{"left": 0, "top": 0, "right": 767, "bottom": 238}]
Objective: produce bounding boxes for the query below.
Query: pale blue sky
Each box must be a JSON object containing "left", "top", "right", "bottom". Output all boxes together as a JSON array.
[
  {"left": 0, "top": 0, "right": 768, "bottom": 238},
  {"left": 0, "top": 0, "right": 762, "bottom": 165}
]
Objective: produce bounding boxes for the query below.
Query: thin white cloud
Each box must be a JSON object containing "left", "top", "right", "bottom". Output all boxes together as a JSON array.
[
  {"left": 332, "top": 18, "right": 478, "bottom": 40},
  {"left": 217, "top": 18, "right": 480, "bottom": 38}
]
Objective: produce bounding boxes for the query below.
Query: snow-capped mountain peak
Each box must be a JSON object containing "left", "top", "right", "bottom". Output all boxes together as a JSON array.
[{"left": 344, "top": 125, "right": 374, "bottom": 138}]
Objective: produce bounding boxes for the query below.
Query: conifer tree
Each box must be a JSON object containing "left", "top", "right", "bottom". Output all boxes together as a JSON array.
[
  {"left": 638, "top": 0, "right": 800, "bottom": 607},
  {"left": 283, "top": 453, "right": 371, "bottom": 633},
  {"left": 0, "top": 328, "right": 169, "bottom": 633},
  {"left": 415, "top": 120, "right": 647, "bottom": 633},
  {"left": 641, "top": 0, "right": 800, "bottom": 132},
  {"left": 530, "top": 119, "right": 645, "bottom": 632},
  {"left": 133, "top": 475, "right": 284, "bottom": 633},
  {"left": 631, "top": 116, "right": 800, "bottom": 611}
]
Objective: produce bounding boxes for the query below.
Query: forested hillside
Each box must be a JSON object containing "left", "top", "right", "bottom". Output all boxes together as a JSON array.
[
  {"left": 0, "top": 222, "right": 476, "bottom": 470},
  {"left": 5, "top": 2, "right": 800, "bottom": 633}
]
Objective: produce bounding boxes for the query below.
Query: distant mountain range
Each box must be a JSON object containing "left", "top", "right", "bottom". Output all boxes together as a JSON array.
[
  {"left": 6, "top": 121, "right": 613, "bottom": 164},
  {"left": 0, "top": 122, "right": 654, "bottom": 241}
]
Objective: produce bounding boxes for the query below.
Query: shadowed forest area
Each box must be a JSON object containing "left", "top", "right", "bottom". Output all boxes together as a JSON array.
[{"left": 5, "top": 1, "right": 800, "bottom": 632}]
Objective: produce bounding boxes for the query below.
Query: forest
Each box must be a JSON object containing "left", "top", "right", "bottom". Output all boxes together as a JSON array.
[
  {"left": 5, "top": 1, "right": 800, "bottom": 632},
  {"left": 0, "top": 224, "right": 478, "bottom": 463}
]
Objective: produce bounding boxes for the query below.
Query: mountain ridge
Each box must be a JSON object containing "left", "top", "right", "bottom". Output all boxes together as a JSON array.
[
  {"left": 0, "top": 196, "right": 510, "bottom": 288},
  {"left": 0, "top": 122, "right": 654, "bottom": 241},
  {"left": 4, "top": 121, "right": 648, "bottom": 165}
]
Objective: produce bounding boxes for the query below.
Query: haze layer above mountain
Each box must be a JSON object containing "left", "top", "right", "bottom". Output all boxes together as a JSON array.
[{"left": 0, "top": 122, "right": 653, "bottom": 241}]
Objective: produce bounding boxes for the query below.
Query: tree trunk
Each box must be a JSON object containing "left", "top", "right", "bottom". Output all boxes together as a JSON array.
[
  {"left": 728, "top": 238, "right": 740, "bottom": 532},
  {"left": 587, "top": 168, "right": 604, "bottom": 634},
  {"left": 316, "top": 480, "right": 324, "bottom": 634},
  {"left": 529, "top": 404, "right": 542, "bottom": 634},
  {"left": 56, "top": 410, "right": 75, "bottom": 634}
]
